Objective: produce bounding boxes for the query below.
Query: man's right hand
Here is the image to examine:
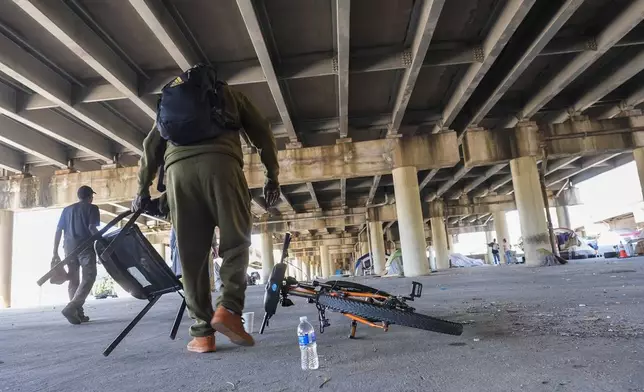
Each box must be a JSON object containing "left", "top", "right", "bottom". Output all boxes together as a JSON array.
[
  {"left": 131, "top": 194, "right": 151, "bottom": 212},
  {"left": 263, "top": 178, "right": 280, "bottom": 207},
  {"left": 52, "top": 254, "right": 61, "bottom": 264}
]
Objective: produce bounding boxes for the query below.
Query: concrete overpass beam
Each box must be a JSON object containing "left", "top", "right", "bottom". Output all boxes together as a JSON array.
[
  {"left": 0, "top": 115, "right": 68, "bottom": 168},
  {"left": 550, "top": 49, "right": 644, "bottom": 123},
  {"left": 393, "top": 166, "right": 429, "bottom": 277},
  {"left": 508, "top": 0, "right": 644, "bottom": 127},
  {"left": 0, "top": 210, "right": 13, "bottom": 308},
  {"left": 510, "top": 156, "right": 550, "bottom": 266},
  {"left": 235, "top": 0, "right": 299, "bottom": 145},
  {"left": 435, "top": 0, "right": 536, "bottom": 133},
  {"left": 464, "top": 117, "right": 644, "bottom": 170},
  {"left": 388, "top": 0, "right": 445, "bottom": 136},
  {"left": 0, "top": 133, "right": 460, "bottom": 210},
  {"left": 0, "top": 31, "right": 143, "bottom": 154},
  {"left": 430, "top": 216, "right": 449, "bottom": 270},
  {"left": 0, "top": 144, "right": 23, "bottom": 173},
  {"left": 462, "top": 0, "right": 584, "bottom": 129},
  {"left": 368, "top": 221, "right": 386, "bottom": 275},
  {"left": 12, "top": 0, "right": 156, "bottom": 119},
  {"left": 333, "top": 0, "right": 350, "bottom": 138},
  {"left": 128, "top": 0, "right": 198, "bottom": 71}
]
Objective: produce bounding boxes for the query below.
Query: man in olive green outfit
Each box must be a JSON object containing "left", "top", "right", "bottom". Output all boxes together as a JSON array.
[{"left": 134, "top": 86, "right": 280, "bottom": 353}]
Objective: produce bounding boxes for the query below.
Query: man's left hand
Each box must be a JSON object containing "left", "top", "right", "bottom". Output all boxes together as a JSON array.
[{"left": 131, "top": 194, "right": 151, "bottom": 212}]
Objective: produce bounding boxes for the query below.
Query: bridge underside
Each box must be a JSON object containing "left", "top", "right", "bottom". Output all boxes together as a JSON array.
[{"left": 1, "top": 0, "right": 644, "bottom": 286}]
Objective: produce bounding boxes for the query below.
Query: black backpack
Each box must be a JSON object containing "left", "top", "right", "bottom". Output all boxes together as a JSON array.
[{"left": 156, "top": 64, "right": 240, "bottom": 145}]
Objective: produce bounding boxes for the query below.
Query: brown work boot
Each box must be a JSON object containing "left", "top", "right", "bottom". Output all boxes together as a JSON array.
[
  {"left": 211, "top": 306, "right": 255, "bottom": 347},
  {"left": 186, "top": 335, "right": 216, "bottom": 353}
]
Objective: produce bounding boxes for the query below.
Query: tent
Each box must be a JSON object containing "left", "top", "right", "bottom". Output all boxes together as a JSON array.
[{"left": 384, "top": 249, "right": 404, "bottom": 276}]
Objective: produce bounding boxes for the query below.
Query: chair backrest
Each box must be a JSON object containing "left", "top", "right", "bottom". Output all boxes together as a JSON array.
[{"left": 95, "top": 226, "right": 182, "bottom": 300}]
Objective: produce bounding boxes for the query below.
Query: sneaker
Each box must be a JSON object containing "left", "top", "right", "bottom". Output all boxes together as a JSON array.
[
  {"left": 187, "top": 335, "right": 216, "bottom": 353},
  {"left": 78, "top": 308, "right": 90, "bottom": 323},
  {"left": 61, "top": 306, "right": 82, "bottom": 325},
  {"left": 211, "top": 306, "right": 254, "bottom": 347}
]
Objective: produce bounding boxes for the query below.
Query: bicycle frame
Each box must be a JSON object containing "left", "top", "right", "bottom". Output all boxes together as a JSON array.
[{"left": 259, "top": 233, "right": 442, "bottom": 339}]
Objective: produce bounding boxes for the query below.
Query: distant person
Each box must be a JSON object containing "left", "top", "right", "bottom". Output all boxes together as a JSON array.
[
  {"left": 52, "top": 185, "right": 100, "bottom": 325},
  {"left": 503, "top": 238, "right": 512, "bottom": 264},
  {"left": 488, "top": 239, "right": 500, "bottom": 265}
]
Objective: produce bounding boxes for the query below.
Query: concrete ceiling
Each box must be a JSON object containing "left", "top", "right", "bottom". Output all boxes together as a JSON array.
[{"left": 1, "top": 0, "right": 643, "bottom": 239}]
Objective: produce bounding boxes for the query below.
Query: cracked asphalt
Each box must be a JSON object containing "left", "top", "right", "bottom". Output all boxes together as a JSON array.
[{"left": 1, "top": 257, "right": 643, "bottom": 392}]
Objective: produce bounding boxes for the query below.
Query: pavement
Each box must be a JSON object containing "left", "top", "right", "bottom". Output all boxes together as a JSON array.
[{"left": 2, "top": 258, "right": 644, "bottom": 392}]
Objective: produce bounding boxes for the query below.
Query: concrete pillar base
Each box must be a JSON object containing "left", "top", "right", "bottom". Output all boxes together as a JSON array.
[
  {"left": 555, "top": 205, "right": 571, "bottom": 229},
  {"left": 260, "top": 232, "right": 275, "bottom": 284},
  {"left": 320, "top": 245, "right": 331, "bottom": 278},
  {"left": 493, "top": 211, "right": 510, "bottom": 264},
  {"left": 430, "top": 216, "right": 449, "bottom": 270},
  {"left": 0, "top": 210, "right": 13, "bottom": 308},
  {"left": 369, "top": 221, "right": 386, "bottom": 274},
  {"left": 510, "top": 156, "right": 550, "bottom": 266}
]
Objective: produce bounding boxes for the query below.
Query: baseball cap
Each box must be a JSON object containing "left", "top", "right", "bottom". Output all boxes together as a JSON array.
[{"left": 77, "top": 185, "right": 96, "bottom": 199}]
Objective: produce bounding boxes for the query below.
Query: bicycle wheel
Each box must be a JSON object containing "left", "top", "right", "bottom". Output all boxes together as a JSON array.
[
  {"left": 325, "top": 280, "right": 391, "bottom": 297},
  {"left": 318, "top": 294, "right": 463, "bottom": 336}
]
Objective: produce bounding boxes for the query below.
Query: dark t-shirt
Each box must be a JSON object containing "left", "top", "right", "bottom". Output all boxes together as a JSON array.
[{"left": 57, "top": 201, "right": 100, "bottom": 250}]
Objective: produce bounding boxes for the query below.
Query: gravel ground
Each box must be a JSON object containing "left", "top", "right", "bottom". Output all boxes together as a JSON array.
[{"left": 1, "top": 257, "right": 644, "bottom": 392}]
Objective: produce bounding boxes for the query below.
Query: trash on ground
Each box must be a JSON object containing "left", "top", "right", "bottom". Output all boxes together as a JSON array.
[{"left": 319, "top": 378, "right": 331, "bottom": 389}]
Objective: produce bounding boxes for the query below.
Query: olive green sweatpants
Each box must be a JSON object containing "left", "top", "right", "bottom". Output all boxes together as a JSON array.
[{"left": 166, "top": 153, "right": 251, "bottom": 337}]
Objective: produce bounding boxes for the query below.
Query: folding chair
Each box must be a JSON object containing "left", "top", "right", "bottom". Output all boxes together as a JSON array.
[
  {"left": 37, "top": 209, "right": 186, "bottom": 357},
  {"left": 94, "top": 224, "right": 186, "bottom": 356}
]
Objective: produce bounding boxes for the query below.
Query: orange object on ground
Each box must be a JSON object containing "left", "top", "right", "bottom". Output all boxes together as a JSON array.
[{"left": 619, "top": 249, "right": 628, "bottom": 258}]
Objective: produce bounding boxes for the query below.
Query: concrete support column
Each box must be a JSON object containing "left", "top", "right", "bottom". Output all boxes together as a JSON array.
[
  {"left": 288, "top": 259, "right": 296, "bottom": 278},
  {"left": 556, "top": 206, "right": 571, "bottom": 229},
  {"left": 430, "top": 217, "right": 449, "bottom": 270},
  {"left": 485, "top": 231, "right": 494, "bottom": 264},
  {"left": 152, "top": 244, "right": 166, "bottom": 260},
  {"left": 633, "top": 147, "right": 644, "bottom": 197},
  {"left": 428, "top": 245, "right": 436, "bottom": 271},
  {"left": 260, "top": 232, "right": 275, "bottom": 284},
  {"left": 510, "top": 156, "right": 550, "bottom": 266},
  {"left": 0, "top": 210, "right": 14, "bottom": 308},
  {"left": 305, "top": 258, "right": 312, "bottom": 281},
  {"left": 493, "top": 211, "right": 510, "bottom": 263},
  {"left": 368, "top": 221, "right": 386, "bottom": 274},
  {"left": 392, "top": 166, "right": 429, "bottom": 277},
  {"left": 320, "top": 245, "right": 330, "bottom": 278},
  {"left": 447, "top": 234, "right": 454, "bottom": 253},
  {"left": 360, "top": 230, "right": 369, "bottom": 256},
  {"left": 295, "top": 258, "right": 303, "bottom": 281}
]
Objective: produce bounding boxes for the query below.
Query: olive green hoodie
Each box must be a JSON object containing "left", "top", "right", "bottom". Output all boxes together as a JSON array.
[{"left": 137, "top": 85, "right": 279, "bottom": 197}]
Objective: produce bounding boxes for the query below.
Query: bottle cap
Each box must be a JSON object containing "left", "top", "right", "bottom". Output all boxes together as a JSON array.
[{"left": 299, "top": 316, "right": 308, "bottom": 322}]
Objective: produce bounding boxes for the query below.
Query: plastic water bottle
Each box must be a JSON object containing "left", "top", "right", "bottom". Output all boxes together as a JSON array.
[{"left": 297, "top": 316, "right": 319, "bottom": 370}]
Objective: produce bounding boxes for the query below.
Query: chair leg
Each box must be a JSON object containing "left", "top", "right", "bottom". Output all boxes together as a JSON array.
[
  {"left": 103, "top": 295, "right": 161, "bottom": 357},
  {"left": 169, "top": 297, "right": 187, "bottom": 340}
]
